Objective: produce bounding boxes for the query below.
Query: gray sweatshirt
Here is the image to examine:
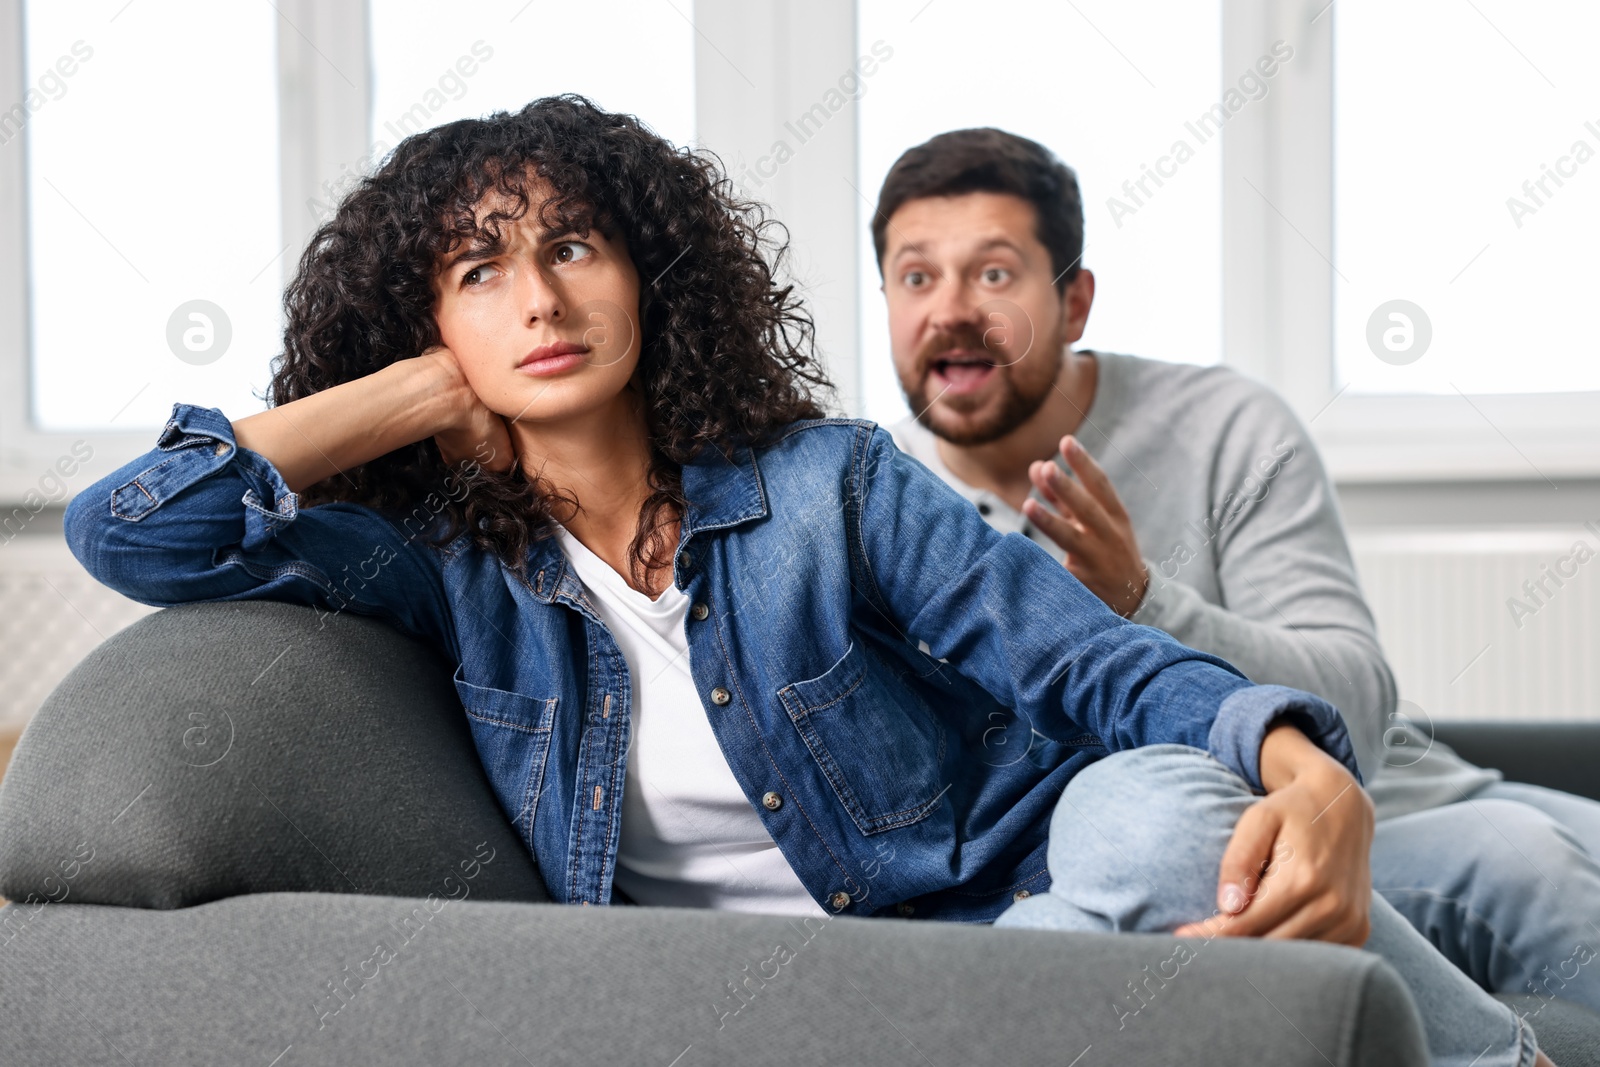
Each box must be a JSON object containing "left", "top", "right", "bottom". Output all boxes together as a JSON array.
[{"left": 889, "top": 349, "right": 1499, "bottom": 819}]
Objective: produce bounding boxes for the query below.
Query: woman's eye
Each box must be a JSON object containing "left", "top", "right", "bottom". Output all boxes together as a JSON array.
[
  {"left": 553, "top": 241, "right": 592, "bottom": 264},
  {"left": 462, "top": 264, "right": 500, "bottom": 287}
]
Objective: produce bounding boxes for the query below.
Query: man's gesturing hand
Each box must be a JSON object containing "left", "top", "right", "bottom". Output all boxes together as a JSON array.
[
  {"left": 1173, "top": 723, "right": 1375, "bottom": 946},
  {"left": 1021, "top": 435, "right": 1148, "bottom": 617}
]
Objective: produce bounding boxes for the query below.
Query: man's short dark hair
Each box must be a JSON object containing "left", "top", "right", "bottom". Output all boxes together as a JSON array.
[{"left": 872, "top": 128, "right": 1084, "bottom": 290}]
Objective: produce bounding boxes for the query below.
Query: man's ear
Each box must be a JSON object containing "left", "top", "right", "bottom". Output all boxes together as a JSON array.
[{"left": 1060, "top": 269, "right": 1096, "bottom": 345}]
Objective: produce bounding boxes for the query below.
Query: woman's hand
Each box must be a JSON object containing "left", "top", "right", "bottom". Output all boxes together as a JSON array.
[
  {"left": 421, "top": 345, "right": 517, "bottom": 473},
  {"left": 1173, "top": 722, "right": 1375, "bottom": 946}
]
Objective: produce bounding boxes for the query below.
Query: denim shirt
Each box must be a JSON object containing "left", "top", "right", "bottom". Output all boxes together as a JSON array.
[{"left": 64, "top": 403, "right": 1360, "bottom": 924}]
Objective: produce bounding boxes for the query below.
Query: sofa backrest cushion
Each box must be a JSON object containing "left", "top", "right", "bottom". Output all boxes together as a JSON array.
[{"left": 0, "top": 600, "right": 550, "bottom": 908}]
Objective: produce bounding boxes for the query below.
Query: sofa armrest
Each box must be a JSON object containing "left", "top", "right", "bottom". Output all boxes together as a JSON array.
[
  {"left": 1431, "top": 720, "right": 1600, "bottom": 802},
  {"left": 0, "top": 601, "right": 548, "bottom": 908}
]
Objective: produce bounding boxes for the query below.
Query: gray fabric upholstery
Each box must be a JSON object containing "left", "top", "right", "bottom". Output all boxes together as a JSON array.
[
  {"left": 1496, "top": 995, "right": 1600, "bottom": 1067},
  {"left": 39, "top": 599, "right": 1600, "bottom": 1065},
  {"left": 0, "top": 601, "right": 548, "bottom": 908},
  {"left": 0, "top": 891, "right": 1427, "bottom": 1066},
  {"left": 1433, "top": 720, "right": 1600, "bottom": 802}
]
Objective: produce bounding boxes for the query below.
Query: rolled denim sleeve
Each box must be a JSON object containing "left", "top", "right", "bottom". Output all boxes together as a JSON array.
[
  {"left": 65, "top": 403, "right": 455, "bottom": 650},
  {"left": 1209, "top": 684, "right": 1363, "bottom": 789},
  {"left": 853, "top": 425, "right": 1359, "bottom": 791}
]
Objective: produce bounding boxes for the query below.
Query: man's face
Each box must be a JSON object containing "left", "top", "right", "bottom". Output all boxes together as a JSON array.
[{"left": 880, "top": 192, "right": 1084, "bottom": 445}]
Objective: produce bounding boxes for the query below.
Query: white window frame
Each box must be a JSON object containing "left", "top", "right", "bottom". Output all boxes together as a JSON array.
[
  {"left": 770, "top": 0, "right": 1600, "bottom": 482},
  {"left": 8, "top": 0, "right": 1590, "bottom": 508},
  {"left": 692, "top": 0, "right": 862, "bottom": 419},
  {"left": 1220, "top": 0, "right": 1600, "bottom": 483},
  {"left": 0, "top": 0, "right": 369, "bottom": 504}
]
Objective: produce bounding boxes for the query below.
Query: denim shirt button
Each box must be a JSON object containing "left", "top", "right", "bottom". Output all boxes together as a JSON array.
[
  {"left": 710, "top": 686, "right": 731, "bottom": 706},
  {"left": 761, "top": 790, "right": 782, "bottom": 811},
  {"left": 691, "top": 602, "right": 709, "bottom": 621},
  {"left": 896, "top": 902, "right": 915, "bottom": 917},
  {"left": 680, "top": 549, "right": 694, "bottom": 570},
  {"left": 213, "top": 442, "right": 230, "bottom": 456},
  {"left": 1012, "top": 889, "right": 1032, "bottom": 902},
  {"left": 829, "top": 891, "right": 851, "bottom": 910}
]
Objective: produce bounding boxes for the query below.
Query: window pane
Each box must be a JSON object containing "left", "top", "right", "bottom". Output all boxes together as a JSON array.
[
  {"left": 1334, "top": 0, "right": 1600, "bottom": 395},
  {"left": 368, "top": 0, "right": 695, "bottom": 161},
  {"left": 24, "top": 1, "right": 284, "bottom": 431},
  {"left": 857, "top": 0, "right": 1222, "bottom": 427}
]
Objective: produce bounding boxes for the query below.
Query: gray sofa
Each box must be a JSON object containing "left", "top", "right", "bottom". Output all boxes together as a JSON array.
[{"left": 0, "top": 601, "right": 1595, "bottom": 1066}]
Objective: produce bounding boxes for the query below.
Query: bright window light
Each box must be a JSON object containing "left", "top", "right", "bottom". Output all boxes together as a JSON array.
[
  {"left": 1333, "top": 0, "right": 1600, "bottom": 395},
  {"left": 367, "top": 0, "right": 696, "bottom": 167},
  {"left": 23, "top": 0, "right": 283, "bottom": 431}
]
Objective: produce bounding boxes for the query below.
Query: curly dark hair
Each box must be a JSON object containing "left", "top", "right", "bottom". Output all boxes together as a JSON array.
[{"left": 271, "top": 94, "right": 836, "bottom": 583}]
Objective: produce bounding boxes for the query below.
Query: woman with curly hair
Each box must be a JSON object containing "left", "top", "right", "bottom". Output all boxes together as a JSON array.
[{"left": 63, "top": 95, "right": 1553, "bottom": 1066}]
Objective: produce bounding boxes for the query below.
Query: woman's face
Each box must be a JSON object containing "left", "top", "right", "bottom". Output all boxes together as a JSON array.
[{"left": 432, "top": 178, "right": 643, "bottom": 426}]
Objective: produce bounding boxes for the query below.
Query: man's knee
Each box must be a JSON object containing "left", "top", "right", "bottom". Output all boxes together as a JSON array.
[
  {"left": 1044, "top": 745, "right": 1259, "bottom": 931},
  {"left": 1463, "top": 798, "right": 1594, "bottom": 871},
  {"left": 1375, "top": 797, "right": 1598, "bottom": 904},
  {"left": 1374, "top": 797, "right": 1600, "bottom": 1002}
]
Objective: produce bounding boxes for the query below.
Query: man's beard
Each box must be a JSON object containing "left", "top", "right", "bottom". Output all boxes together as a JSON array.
[{"left": 901, "top": 322, "right": 1056, "bottom": 446}]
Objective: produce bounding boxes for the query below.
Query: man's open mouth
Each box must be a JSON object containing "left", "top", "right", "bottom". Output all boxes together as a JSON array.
[{"left": 930, "top": 353, "right": 997, "bottom": 393}]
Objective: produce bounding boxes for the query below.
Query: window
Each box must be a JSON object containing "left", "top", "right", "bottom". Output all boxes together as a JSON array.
[
  {"left": 367, "top": 0, "right": 695, "bottom": 158},
  {"left": 856, "top": 0, "right": 1222, "bottom": 428},
  {"left": 21, "top": 0, "right": 283, "bottom": 432},
  {"left": 1333, "top": 0, "right": 1600, "bottom": 396},
  {"left": 1220, "top": 0, "right": 1600, "bottom": 479},
  {"left": 5, "top": 0, "right": 1594, "bottom": 501}
]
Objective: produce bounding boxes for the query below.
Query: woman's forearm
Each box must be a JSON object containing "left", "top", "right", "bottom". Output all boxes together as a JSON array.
[
  {"left": 1136, "top": 575, "right": 1395, "bottom": 784},
  {"left": 232, "top": 355, "right": 461, "bottom": 494}
]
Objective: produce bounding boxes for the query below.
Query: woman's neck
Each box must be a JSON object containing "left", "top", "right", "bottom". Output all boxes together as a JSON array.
[{"left": 514, "top": 384, "right": 677, "bottom": 595}]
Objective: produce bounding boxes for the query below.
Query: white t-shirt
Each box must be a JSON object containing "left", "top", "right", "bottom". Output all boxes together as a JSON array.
[{"left": 555, "top": 526, "right": 827, "bottom": 917}]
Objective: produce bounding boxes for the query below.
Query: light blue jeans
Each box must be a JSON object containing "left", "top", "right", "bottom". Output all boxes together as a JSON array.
[
  {"left": 993, "top": 745, "right": 1540, "bottom": 1067},
  {"left": 1373, "top": 779, "right": 1600, "bottom": 1016}
]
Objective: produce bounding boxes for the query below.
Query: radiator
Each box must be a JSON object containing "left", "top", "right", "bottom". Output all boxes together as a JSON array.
[
  {"left": 1349, "top": 526, "right": 1600, "bottom": 721},
  {"left": 0, "top": 537, "right": 157, "bottom": 731}
]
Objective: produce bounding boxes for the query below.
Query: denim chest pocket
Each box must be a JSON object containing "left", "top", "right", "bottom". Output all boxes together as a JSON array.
[
  {"left": 777, "top": 639, "right": 949, "bottom": 835},
  {"left": 452, "top": 667, "right": 559, "bottom": 846}
]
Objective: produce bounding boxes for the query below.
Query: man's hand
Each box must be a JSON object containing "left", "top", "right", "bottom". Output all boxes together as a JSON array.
[
  {"left": 1173, "top": 723, "right": 1375, "bottom": 946},
  {"left": 1021, "top": 435, "right": 1148, "bottom": 616}
]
